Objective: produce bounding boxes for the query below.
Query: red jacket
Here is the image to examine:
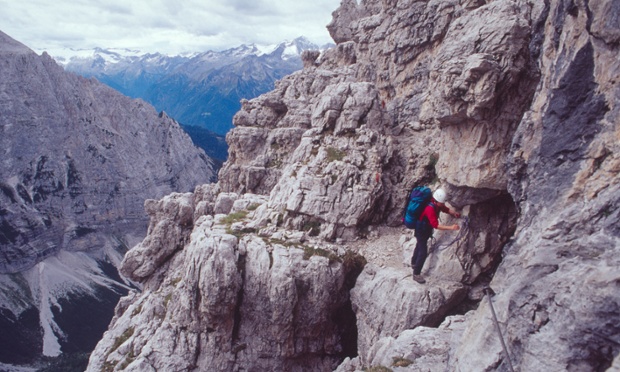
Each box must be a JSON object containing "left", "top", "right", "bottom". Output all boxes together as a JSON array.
[{"left": 418, "top": 201, "right": 450, "bottom": 229}]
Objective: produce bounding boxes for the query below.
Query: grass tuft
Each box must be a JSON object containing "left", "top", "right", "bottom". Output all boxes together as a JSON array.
[
  {"left": 392, "top": 357, "right": 413, "bottom": 367},
  {"left": 110, "top": 327, "right": 134, "bottom": 353},
  {"left": 220, "top": 210, "right": 249, "bottom": 225},
  {"left": 303, "top": 246, "right": 340, "bottom": 263},
  {"left": 326, "top": 147, "right": 346, "bottom": 162}
]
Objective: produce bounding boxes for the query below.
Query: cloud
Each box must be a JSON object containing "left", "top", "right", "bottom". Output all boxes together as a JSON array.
[{"left": 0, "top": 0, "right": 341, "bottom": 55}]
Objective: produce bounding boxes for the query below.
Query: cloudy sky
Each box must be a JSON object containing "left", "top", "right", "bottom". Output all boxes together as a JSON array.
[{"left": 0, "top": 0, "right": 342, "bottom": 55}]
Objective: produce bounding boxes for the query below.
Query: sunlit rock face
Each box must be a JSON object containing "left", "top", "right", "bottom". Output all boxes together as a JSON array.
[
  {"left": 88, "top": 192, "right": 364, "bottom": 371},
  {"left": 88, "top": 0, "right": 619, "bottom": 371},
  {"left": 0, "top": 30, "right": 215, "bottom": 364}
]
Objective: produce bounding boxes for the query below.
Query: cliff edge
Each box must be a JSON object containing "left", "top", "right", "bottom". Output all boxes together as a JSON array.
[{"left": 88, "top": 0, "right": 619, "bottom": 371}]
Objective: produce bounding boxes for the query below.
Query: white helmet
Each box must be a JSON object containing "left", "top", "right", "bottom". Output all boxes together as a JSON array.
[{"left": 433, "top": 188, "right": 447, "bottom": 203}]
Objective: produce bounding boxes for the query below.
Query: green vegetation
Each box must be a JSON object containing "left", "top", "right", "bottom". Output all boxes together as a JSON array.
[
  {"left": 227, "top": 226, "right": 257, "bottom": 239},
  {"left": 326, "top": 147, "right": 346, "bottom": 162},
  {"left": 164, "top": 293, "right": 173, "bottom": 308},
  {"left": 131, "top": 304, "right": 143, "bottom": 317},
  {"left": 247, "top": 203, "right": 261, "bottom": 211},
  {"left": 269, "top": 238, "right": 300, "bottom": 248},
  {"left": 220, "top": 210, "right": 256, "bottom": 238},
  {"left": 110, "top": 327, "right": 135, "bottom": 354},
  {"left": 220, "top": 210, "right": 249, "bottom": 225},
  {"left": 303, "top": 246, "right": 340, "bottom": 263},
  {"left": 119, "top": 350, "right": 136, "bottom": 370},
  {"left": 263, "top": 237, "right": 366, "bottom": 277},
  {"left": 303, "top": 220, "right": 321, "bottom": 237},
  {"left": 392, "top": 357, "right": 413, "bottom": 367},
  {"left": 267, "top": 157, "right": 283, "bottom": 168}
]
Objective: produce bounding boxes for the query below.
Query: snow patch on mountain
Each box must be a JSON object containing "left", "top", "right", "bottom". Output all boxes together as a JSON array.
[
  {"left": 23, "top": 248, "right": 133, "bottom": 357},
  {"left": 40, "top": 47, "right": 144, "bottom": 66},
  {"left": 44, "top": 36, "right": 331, "bottom": 69},
  {"left": 0, "top": 362, "right": 36, "bottom": 372}
]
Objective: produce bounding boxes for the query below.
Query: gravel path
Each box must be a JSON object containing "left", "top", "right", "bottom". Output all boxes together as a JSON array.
[{"left": 345, "top": 226, "right": 414, "bottom": 272}]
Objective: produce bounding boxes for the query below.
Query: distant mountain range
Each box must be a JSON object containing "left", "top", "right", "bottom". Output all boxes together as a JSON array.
[{"left": 50, "top": 37, "right": 332, "bottom": 137}]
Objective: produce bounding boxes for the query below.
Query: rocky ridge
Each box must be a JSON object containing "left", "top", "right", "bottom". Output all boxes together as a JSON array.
[
  {"left": 0, "top": 30, "right": 216, "bottom": 365},
  {"left": 88, "top": 0, "right": 619, "bottom": 371}
]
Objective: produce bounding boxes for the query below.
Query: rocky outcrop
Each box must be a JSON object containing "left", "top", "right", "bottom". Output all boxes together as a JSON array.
[
  {"left": 0, "top": 30, "right": 215, "bottom": 364},
  {"left": 89, "top": 0, "right": 619, "bottom": 371},
  {"left": 88, "top": 191, "right": 364, "bottom": 371}
]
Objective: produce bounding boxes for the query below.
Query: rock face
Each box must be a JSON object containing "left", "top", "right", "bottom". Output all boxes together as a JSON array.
[
  {"left": 89, "top": 0, "right": 619, "bottom": 371},
  {"left": 88, "top": 190, "right": 364, "bottom": 371},
  {"left": 0, "top": 30, "right": 215, "bottom": 364}
]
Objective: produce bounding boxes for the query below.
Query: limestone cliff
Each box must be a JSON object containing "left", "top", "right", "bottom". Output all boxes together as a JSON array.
[
  {"left": 0, "top": 30, "right": 216, "bottom": 364},
  {"left": 88, "top": 0, "right": 619, "bottom": 371}
]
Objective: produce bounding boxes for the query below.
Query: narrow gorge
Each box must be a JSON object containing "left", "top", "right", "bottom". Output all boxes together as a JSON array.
[{"left": 88, "top": 0, "right": 619, "bottom": 371}]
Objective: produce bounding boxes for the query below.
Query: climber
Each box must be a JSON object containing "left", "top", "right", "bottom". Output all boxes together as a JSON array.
[{"left": 412, "top": 188, "right": 460, "bottom": 284}]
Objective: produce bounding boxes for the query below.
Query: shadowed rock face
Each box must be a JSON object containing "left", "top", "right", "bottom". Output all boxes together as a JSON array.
[
  {"left": 87, "top": 0, "right": 619, "bottom": 371},
  {"left": 0, "top": 30, "right": 216, "bottom": 363}
]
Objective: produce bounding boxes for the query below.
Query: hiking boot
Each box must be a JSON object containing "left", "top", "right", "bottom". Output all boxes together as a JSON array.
[{"left": 413, "top": 274, "right": 426, "bottom": 284}]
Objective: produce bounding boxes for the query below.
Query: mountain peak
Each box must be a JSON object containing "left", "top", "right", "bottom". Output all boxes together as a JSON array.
[
  {"left": 0, "top": 30, "right": 33, "bottom": 55},
  {"left": 268, "top": 37, "right": 322, "bottom": 60}
]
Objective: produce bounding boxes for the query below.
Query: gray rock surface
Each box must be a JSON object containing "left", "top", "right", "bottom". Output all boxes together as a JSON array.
[
  {"left": 88, "top": 193, "right": 363, "bottom": 371},
  {"left": 88, "top": 0, "right": 619, "bottom": 371},
  {"left": 0, "top": 30, "right": 215, "bottom": 362},
  {"left": 0, "top": 31, "right": 215, "bottom": 274}
]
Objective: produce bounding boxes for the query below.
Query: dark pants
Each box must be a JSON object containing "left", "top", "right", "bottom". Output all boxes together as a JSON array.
[{"left": 412, "top": 226, "right": 432, "bottom": 275}]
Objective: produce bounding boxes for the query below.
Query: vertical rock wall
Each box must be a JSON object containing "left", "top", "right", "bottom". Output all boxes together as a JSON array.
[
  {"left": 88, "top": 191, "right": 364, "bottom": 371},
  {"left": 88, "top": 0, "right": 619, "bottom": 371}
]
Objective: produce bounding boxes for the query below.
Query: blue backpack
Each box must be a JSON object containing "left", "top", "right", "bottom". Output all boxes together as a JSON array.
[{"left": 402, "top": 186, "right": 432, "bottom": 229}]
